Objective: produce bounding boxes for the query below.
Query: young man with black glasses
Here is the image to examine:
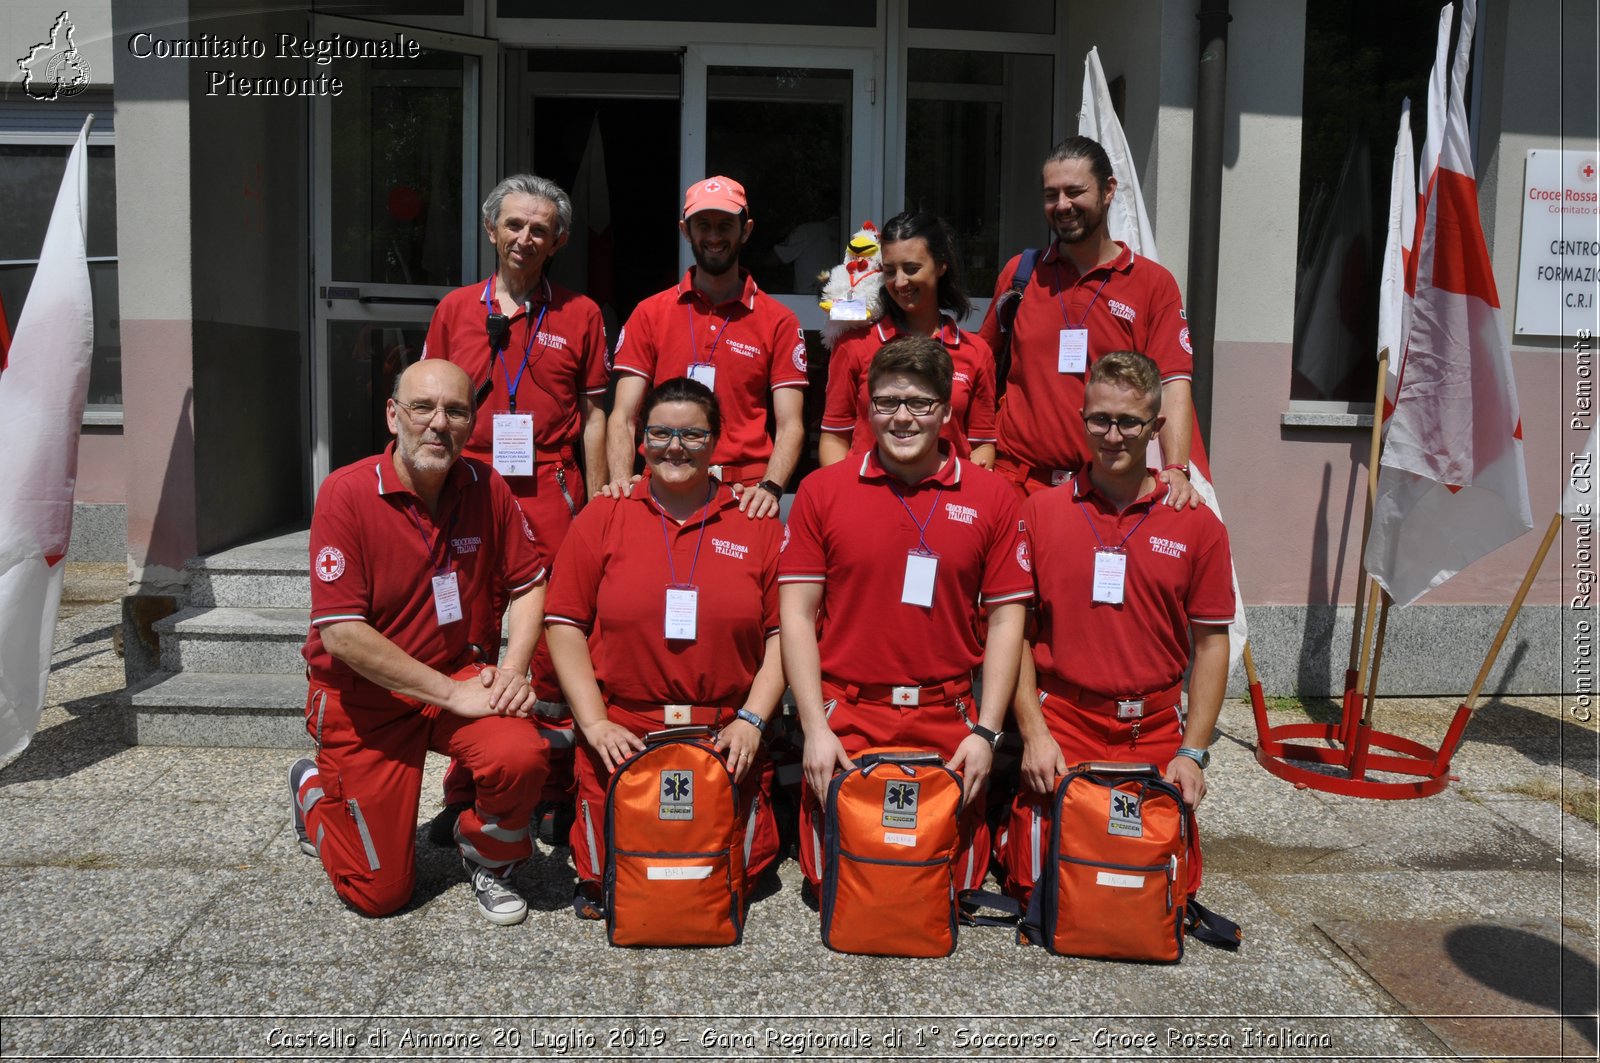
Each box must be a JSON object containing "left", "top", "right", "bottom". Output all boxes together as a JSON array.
[{"left": 779, "top": 335, "right": 1031, "bottom": 899}]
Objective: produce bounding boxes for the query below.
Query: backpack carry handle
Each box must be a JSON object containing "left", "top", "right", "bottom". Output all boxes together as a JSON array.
[
  {"left": 644, "top": 725, "right": 715, "bottom": 744},
  {"left": 857, "top": 750, "right": 944, "bottom": 773},
  {"left": 1070, "top": 761, "right": 1161, "bottom": 777}
]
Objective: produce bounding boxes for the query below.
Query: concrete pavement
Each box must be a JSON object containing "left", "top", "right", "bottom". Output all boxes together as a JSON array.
[{"left": 1, "top": 585, "right": 1596, "bottom": 1060}]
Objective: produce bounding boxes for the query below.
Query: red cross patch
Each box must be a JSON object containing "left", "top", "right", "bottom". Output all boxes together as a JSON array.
[{"left": 315, "top": 546, "right": 346, "bottom": 582}]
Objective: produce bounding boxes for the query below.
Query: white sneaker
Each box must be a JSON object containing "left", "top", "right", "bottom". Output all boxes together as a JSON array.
[{"left": 463, "top": 858, "right": 527, "bottom": 926}]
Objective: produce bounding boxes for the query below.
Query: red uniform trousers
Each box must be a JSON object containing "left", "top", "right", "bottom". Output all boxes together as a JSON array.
[
  {"left": 995, "top": 680, "right": 1204, "bottom": 903},
  {"left": 443, "top": 454, "right": 581, "bottom": 809},
  {"left": 798, "top": 678, "right": 991, "bottom": 893},
  {"left": 569, "top": 701, "right": 780, "bottom": 888},
  {"left": 992, "top": 453, "right": 1079, "bottom": 501},
  {"left": 298, "top": 670, "right": 551, "bottom": 917}
]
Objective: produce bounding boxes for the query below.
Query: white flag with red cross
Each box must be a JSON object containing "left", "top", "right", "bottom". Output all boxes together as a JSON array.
[
  {"left": 0, "top": 117, "right": 95, "bottom": 760},
  {"left": 1364, "top": 0, "right": 1533, "bottom": 608}
]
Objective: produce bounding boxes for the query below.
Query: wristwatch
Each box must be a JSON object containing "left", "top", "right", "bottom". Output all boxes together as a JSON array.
[
  {"left": 735, "top": 708, "right": 766, "bottom": 732},
  {"left": 970, "top": 724, "right": 1003, "bottom": 750},
  {"left": 1174, "top": 746, "right": 1210, "bottom": 769},
  {"left": 756, "top": 479, "right": 783, "bottom": 499}
]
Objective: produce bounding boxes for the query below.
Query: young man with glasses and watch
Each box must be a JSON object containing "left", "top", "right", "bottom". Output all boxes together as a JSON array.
[
  {"left": 997, "top": 350, "right": 1233, "bottom": 905},
  {"left": 606, "top": 176, "right": 809, "bottom": 521},
  {"left": 779, "top": 336, "right": 1031, "bottom": 900},
  {"left": 290, "top": 360, "right": 552, "bottom": 925}
]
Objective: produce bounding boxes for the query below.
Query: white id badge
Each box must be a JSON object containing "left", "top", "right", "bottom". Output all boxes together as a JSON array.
[
  {"left": 431, "top": 570, "right": 464, "bottom": 625},
  {"left": 491, "top": 413, "right": 535, "bottom": 477},
  {"left": 1057, "top": 328, "right": 1089, "bottom": 374},
  {"left": 688, "top": 363, "right": 717, "bottom": 391},
  {"left": 664, "top": 586, "right": 699, "bottom": 640},
  {"left": 901, "top": 550, "right": 939, "bottom": 607},
  {"left": 1092, "top": 548, "right": 1127, "bottom": 605},
  {"left": 830, "top": 296, "right": 870, "bottom": 322}
]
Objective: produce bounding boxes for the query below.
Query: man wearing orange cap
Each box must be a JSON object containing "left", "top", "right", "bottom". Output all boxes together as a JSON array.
[{"left": 606, "top": 177, "right": 809, "bottom": 520}]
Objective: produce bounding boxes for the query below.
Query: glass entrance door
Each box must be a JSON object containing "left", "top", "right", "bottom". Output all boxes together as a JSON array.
[
  {"left": 683, "top": 45, "right": 879, "bottom": 331},
  {"left": 309, "top": 17, "right": 497, "bottom": 487}
]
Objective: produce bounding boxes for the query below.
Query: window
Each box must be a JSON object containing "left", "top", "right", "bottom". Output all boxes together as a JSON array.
[
  {"left": 0, "top": 107, "right": 120, "bottom": 410},
  {"left": 1291, "top": 0, "right": 1459, "bottom": 404}
]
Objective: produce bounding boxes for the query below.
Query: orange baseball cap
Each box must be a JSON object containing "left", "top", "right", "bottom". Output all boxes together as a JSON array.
[{"left": 683, "top": 176, "right": 748, "bottom": 217}]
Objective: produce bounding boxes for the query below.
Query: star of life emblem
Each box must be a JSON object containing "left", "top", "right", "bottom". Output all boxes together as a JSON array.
[
  {"left": 881, "top": 780, "right": 920, "bottom": 828},
  {"left": 659, "top": 770, "right": 694, "bottom": 820}
]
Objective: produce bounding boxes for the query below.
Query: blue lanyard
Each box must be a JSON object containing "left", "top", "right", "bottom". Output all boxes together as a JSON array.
[
  {"left": 484, "top": 276, "right": 550, "bottom": 414},
  {"left": 1052, "top": 256, "right": 1114, "bottom": 331},
  {"left": 1078, "top": 497, "right": 1152, "bottom": 552},
  {"left": 654, "top": 483, "right": 716, "bottom": 587},
  {"left": 686, "top": 302, "right": 732, "bottom": 367},
  {"left": 890, "top": 482, "right": 945, "bottom": 555}
]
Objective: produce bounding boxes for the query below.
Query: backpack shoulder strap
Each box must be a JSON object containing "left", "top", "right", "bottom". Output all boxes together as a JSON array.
[
  {"left": 1185, "top": 897, "right": 1243, "bottom": 950},
  {"left": 992, "top": 248, "right": 1041, "bottom": 398}
]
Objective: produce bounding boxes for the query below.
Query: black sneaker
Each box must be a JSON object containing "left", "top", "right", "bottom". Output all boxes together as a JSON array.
[
  {"left": 463, "top": 857, "right": 527, "bottom": 926},
  {"left": 427, "top": 803, "right": 469, "bottom": 847},
  {"left": 288, "top": 758, "right": 318, "bottom": 857}
]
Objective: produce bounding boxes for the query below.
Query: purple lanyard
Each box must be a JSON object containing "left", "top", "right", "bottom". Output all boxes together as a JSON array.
[
  {"left": 484, "top": 276, "right": 550, "bottom": 415},
  {"left": 655, "top": 484, "right": 716, "bottom": 586},
  {"left": 890, "top": 482, "right": 945, "bottom": 555},
  {"left": 404, "top": 501, "right": 459, "bottom": 576},
  {"left": 685, "top": 301, "right": 732, "bottom": 367},
  {"left": 1078, "top": 498, "right": 1152, "bottom": 552},
  {"left": 1052, "top": 258, "right": 1114, "bottom": 330}
]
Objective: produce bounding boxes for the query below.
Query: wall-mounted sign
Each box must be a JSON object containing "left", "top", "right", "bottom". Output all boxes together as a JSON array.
[{"left": 1515, "top": 149, "right": 1599, "bottom": 337}]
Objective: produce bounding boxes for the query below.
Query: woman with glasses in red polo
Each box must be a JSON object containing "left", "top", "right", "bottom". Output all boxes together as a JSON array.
[{"left": 544, "top": 377, "right": 784, "bottom": 919}]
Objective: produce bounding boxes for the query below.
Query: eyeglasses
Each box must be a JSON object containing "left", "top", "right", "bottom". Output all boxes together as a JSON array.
[
  {"left": 869, "top": 395, "right": 942, "bottom": 416},
  {"left": 395, "top": 399, "right": 472, "bottom": 426},
  {"left": 1083, "top": 412, "right": 1157, "bottom": 437},
  {"left": 643, "top": 425, "right": 713, "bottom": 450}
]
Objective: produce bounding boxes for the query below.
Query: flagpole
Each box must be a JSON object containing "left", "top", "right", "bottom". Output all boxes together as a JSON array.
[
  {"left": 1462, "top": 513, "right": 1563, "bottom": 712},
  {"left": 1346, "top": 353, "right": 1390, "bottom": 746}
]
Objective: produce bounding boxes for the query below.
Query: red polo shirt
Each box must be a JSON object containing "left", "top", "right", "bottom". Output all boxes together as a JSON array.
[
  {"left": 421, "top": 275, "right": 608, "bottom": 459},
  {"left": 820, "top": 317, "right": 997, "bottom": 459},
  {"left": 545, "top": 484, "right": 781, "bottom": 706},
  {"left": 303, "top": 445, "right": 548, "bottom": 699},
  {"left": 612, "top": 269, "right": 808, "bottom": 469},
  {"left": 779, "top": 450, "right": 1032, "bottom": 685},
  {"left": 978, "top": 242, "right": 1191, "bottom": 472},
  {"left": 1020, "top": 470, "right": 1234, "bottom": 696}
]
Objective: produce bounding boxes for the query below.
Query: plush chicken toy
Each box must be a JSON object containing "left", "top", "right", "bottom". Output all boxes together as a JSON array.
[{"left": 817, "top": 220, "right": 884, "bottom": 348}]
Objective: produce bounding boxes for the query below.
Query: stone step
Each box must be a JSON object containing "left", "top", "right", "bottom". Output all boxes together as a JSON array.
[
  {"left": 155, "top": 606, "right": 309, "bottom": 675},
  {"left": 185, "top": 530, "right": 310, "bottom": 609},
  {"left": 126, "top": 671, "right": 309, "bottom": 748}
]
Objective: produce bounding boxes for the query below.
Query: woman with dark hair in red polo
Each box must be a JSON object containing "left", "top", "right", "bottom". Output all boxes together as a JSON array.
[
  {"left": 819, "top": 210, "right": 997, "bottom": 468},
  {"left": 544, "top": 377, "right": 784, "bottom": 918}
]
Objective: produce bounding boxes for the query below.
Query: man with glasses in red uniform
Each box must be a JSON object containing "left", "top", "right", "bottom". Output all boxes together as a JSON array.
[
  {"left": 606, "top": 176, "right": 809, "bottom": 521},
  {"left": 779, "top": 335, "right": 1031, "bottom": 902},
  {"left": 997, "top": 350, "right": 1232, "bottom": 905},
  {"left": 290, "top": 360, "right": 551, "bottom": 925}
]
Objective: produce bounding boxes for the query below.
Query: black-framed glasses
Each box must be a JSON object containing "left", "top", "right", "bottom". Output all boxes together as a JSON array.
[
  {"left": 1083, "top": 412, "right": 1157, "bottom": 437},
  {"left": 643, "top": 425, "right": 713, "bottom": 450},
  {"left": 869, "top": 395, "right": 942, "bottom": 416},
  {"left": 395, "top": 399, "right": 472, "bottom": 426}
]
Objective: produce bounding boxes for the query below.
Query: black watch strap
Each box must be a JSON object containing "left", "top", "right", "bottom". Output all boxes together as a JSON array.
[
  {"left": 756, "top": 479, "right": 783, "bottom": 498},
  {"left": 971, "top": 724, "right": 1002, "bottom": 750}
]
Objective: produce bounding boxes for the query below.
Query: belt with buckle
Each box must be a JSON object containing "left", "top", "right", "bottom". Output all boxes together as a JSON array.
[
  {"left": 1036, "top": 673, "right": 1183, "bottom": 717},
  {"left": 825, "top": 675, "right": 973, "bottom": 708},
  {"left": 606, "top": 696, "right": 736, "bottom": 728}
]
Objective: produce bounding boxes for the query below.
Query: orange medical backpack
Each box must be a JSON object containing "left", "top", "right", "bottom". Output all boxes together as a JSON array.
[
  {"left": 820, "top": 748, "right": 964, "bottom": 957},
  {"left": 604, "top": 726, "right": 745, "bottom": 947},
  {"left": 1022, "top": 762, "right": 1239, "bottom": 961}
]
